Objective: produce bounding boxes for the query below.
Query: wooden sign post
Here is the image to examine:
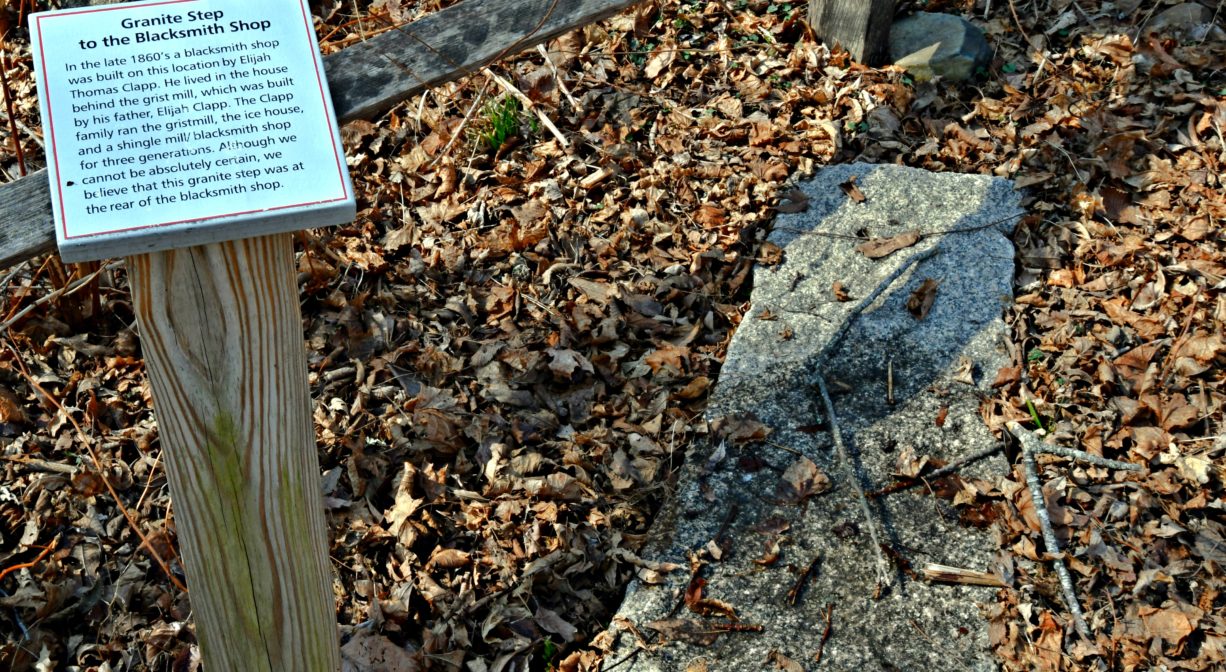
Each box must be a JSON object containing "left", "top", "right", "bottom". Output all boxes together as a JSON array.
[
  {"left": 30, "top": 1, "right": 352, "bottom": 668},
  {"left": 808, "top": 0, "right": 897, "bottom": 66}
]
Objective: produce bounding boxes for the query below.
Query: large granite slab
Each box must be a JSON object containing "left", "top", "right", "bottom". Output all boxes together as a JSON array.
[{"left": 605, "top": 163, "right": 1022, "bottom": 671}]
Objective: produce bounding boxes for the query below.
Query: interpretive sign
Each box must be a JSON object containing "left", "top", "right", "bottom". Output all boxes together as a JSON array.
[{"left": 30, "top": 0, "right": 355, "bottom": 262}]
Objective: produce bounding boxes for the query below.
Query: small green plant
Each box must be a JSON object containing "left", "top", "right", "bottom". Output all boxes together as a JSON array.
[
  {"left": 541, "top": 637, "right": 558, "bottom": 672},
  {"left": 477, "top": 96, "right": 525, "bottom": 151},
  {"left": 1025, "top": 399, "right": 1046, "bottom": 432}
]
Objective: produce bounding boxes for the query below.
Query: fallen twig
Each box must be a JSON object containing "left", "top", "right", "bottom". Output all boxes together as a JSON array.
[
  {"left": 429, "top": 76, "right": 492, "bottom": 167},
  {"left": 816, "top": 375, "right": 890, "bottom": 585},
  {"left": 0, "top": 537, "right": 57, "bottom": 584},
  {"left": 0, "top": 260, "right": 120, "bottom": 332},
  {"left": 810, "top": 248, "right": 942, "bottom": 588},
  {"left": 868, "top": 442, "right": 1004, "bottom": 498},
  {"left": 1008, "top": 426, "right": 1142, "bottom": 473},
  {"left": 1007, "top": 421, "right": 1100, "bottom": 639},
  {"left": 786, "top": 555, "right": 819, "bottom": 606},
  {"left": 0, "top": 455, "right": 77, "bottom": 474},
  {"left": 813, "top": 603, "right": 833, "bottom": 664},
  {"left": 535, "top": 43, "right": 579, "bottom": 111},
  {"left": 921, "top": 563, "right": 1008, "bottom": 588}
]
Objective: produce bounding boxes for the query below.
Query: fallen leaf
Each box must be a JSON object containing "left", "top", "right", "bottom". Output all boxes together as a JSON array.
[
  {"left": 340, "top": 631, "right": 422, "bottom": 672},
  {"left": 547, "top": 347, "right": 594, "bottom": 378},
  {"left": 752, "top": 537, "right": 781, "bottom": 566},
  {"left": 776, "top": 188, "right": 809, "bottom": 213},
  {"left": 839, "top": 176, "right": 866, "bottom": 203},
  {"left": 992, "top": 366, "right": 1021, "bottom": 388},
  {"left": 695, "top": 204, "right": 727, "bottom": 227},
  {"left": 831, "top": 281, "right": 851, "bottom": 302},
  {"left": 1140, "top": 605, "right": 1199, "bottom": 645},
  {"left": 856, "top": 230, "right": 920, "bottom": 259},
  {"left": 715, "top": 414, "right": 772, "bottom": 444},
  {"left": 535, "top": 606, "right": 579, "bottom": 642},
  {"left": 906, "top": 278, "right": 941, "bottom": 319},
  {"left": 775, "top": 457, "right": 831, "bottom": 505},
  {"left": 674, "top": 376, "right": 711, "bottom": 400},
  {"left": 758, "top": 242, "right": 784, "bottom": 265},
  {"left": 427, "top": 548, "right": 471, "bottom": 570},
  {"left": 767, "top": 649, "right": 804, "bottom": 672},
  {"left": 952, "top": 356, "right": 975, "bottom": 385}
]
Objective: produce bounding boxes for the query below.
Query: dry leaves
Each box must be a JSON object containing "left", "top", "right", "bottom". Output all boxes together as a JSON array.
[{"left": 0, "top": 0, "right": 1221, "bottom": 671}]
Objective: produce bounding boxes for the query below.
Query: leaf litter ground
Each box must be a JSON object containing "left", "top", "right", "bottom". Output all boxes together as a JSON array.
[{"left": 0, "top": 0, "right": 1222, "bottom": 670}]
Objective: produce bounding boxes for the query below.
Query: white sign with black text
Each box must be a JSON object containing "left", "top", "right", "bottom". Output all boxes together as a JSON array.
[{"left": 31, "top": 0, "right": 354, "bottom": 261}]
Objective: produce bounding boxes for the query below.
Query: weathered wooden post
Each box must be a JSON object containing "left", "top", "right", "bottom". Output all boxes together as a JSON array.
[
  {"left": 807, "top": 0, "right": 897, "bottom": 65},
  {"left": 29, "top": 1, "right": 352, "bottom": 668}
]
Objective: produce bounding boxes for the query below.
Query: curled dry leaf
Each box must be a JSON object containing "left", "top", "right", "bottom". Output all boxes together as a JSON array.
[
  {"left": 906, "top": 278, "right": 940, "bottom": 319},
  {"left": 427, "top": 548, "right": 471, "bottom": 570},
  {"left": 952, "top": 356, "right": 975, "bottom": 385},
  {"left": 839, "top": 176, "right": 867, "bottom": 203},
  {"left": 767, "top": 650, "right": 804, "bottom": 672},
  {"left": 775, "top": 457, "right": 831, "bottom": 505},
  {"left": 714, "top": 413, "right": 773, "bottom": 445},
  {"left": 753, "top": 537, "right": 782, "bottom": 566},
  {"left": 685, "top": 576, "right": 739, "bottom": 620},
  {"left": 992, "top": 366, "right": 1021, "bottom": 388},
  {"left": 855, "top": 230, "right": 920, "bottom": 259},
  {"left": 776, "top": 188, "right": 809, "bottom": 213},
  {"left": 831, "top": 281, "right": 851, "bottom": 302},
  {"left": 757, "top": 241, "right": 784, "bottom": 266}
]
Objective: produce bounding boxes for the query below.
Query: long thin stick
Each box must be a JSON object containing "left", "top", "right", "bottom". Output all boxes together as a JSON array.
[
  {"left": 0, "top": 537, "right": 57, "bottom": 583},
  {"left": 1008, "top": 425, "right": 1142, "bottom": 472},
  {"left": 813, "top": 603, "right": 833, "bottom": 664},
  {"left": 817, "top": 375, "right": 890, "bottom": 584},
  {"left": 1008, "top": 421, "right": 1092, "bottom": 638},
  {"left": 810, "top": 247, "right": 940, "bottom": 586},
  {"left": 868, "top": 442, "right": 1004, "bottom": 498},
  {"left": 0, "top": 260, "right": 119, "bottom": 331}
]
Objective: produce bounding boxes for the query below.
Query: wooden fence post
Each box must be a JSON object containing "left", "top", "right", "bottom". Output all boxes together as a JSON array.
[
  {"left": 807, "top": 0, "right": 897, "bottom": 65},
  {"left": 126, "top": 234, "right": 340, "bottom": 670}
]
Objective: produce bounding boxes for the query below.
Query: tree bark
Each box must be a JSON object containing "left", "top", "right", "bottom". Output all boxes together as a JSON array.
[
  {"left": 807, "top": 0, "right": 897, "bottom": 66},
  {"left": 127, "top": 233, "right": 339, "bottom": 671}
]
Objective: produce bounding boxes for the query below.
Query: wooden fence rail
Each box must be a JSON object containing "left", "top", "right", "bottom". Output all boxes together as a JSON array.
[{"left": 0, "top": 0, "right": 639, "bottom": 269}]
